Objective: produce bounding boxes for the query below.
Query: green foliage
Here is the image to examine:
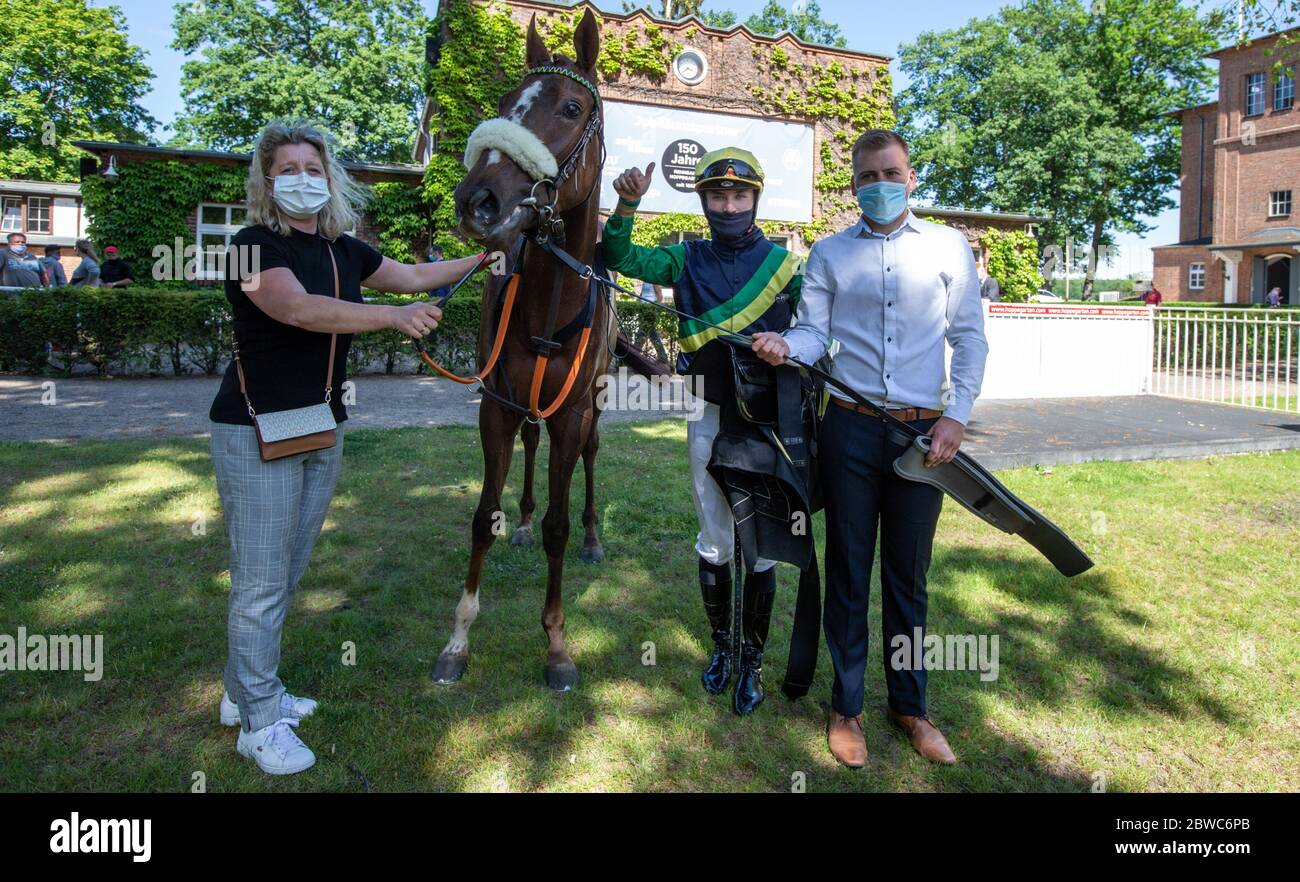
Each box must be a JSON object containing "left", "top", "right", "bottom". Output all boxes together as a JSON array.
[
  {"left": 0, "top": 286, "right": 686, "bottom": 378},
  {"left": 983, "top": 228, "right": 1044, "bottom": 304},
  {"left": 422, "top": 0, "right": 527, "bottom": 258},
  {"left": 896, "top": 0, "right": 1219, "bottom": 293},
  {"left": 169, "top": 0, "right": 429, "bottom": 162},
  {"left": 366, "top": 182, "right": 436, "bottom": 262},
  {"left": 0, "top": 0, "right": 155, "bottom": 181},
  {"left": 743, "top": 0, "right": 848, "bottom": 48},
  {"left": 78, "top": 161, "right": 248, "bottom": 276},
  {"left": 0, "top": 287, "right": 231, "bottom": 376}
]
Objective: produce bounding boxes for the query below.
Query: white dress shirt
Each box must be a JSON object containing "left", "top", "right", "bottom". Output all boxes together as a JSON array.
[{"left": 783, "top": 210, "right": 989, "bottom": 426}]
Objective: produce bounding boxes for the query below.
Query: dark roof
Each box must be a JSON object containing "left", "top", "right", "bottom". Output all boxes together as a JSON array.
[
  {"left": 1164, "top": 100, "right": 1218, "bottom": 119},
  {"left": 71, "top": 141, "right": 425, "bottom": 179},
  {"left": 913, "top": 205, "right": 1049, "bottom": 224}
]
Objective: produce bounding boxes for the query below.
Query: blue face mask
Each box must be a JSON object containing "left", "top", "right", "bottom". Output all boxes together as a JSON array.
[{"left": 856, "top": 181, "right": 908, "bottom": 225}]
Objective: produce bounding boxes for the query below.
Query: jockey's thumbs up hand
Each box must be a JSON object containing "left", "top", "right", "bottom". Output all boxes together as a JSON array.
[{"left": 614, "top": 163, "right": 655, "bottom": 202}]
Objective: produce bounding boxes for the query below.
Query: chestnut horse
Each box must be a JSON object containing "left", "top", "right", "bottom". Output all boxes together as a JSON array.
[{"left": 433, "top": 10, "right": 612, "bottom": 691}]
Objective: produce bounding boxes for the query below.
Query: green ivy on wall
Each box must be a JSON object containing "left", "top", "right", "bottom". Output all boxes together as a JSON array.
[
  {"left": 538, "top": 9, "right": 677, "bottom": 80},
  {"left": 79, "top": 161, "right": 248, "bottom": 284},
  {"left": 422, "top": 0, "right": 527, "bottom": 260},
  {"left": 983, "top": 227, "right": 1043, "bottom": 304}
]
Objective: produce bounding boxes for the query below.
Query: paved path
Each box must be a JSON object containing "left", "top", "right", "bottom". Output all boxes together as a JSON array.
[{"left": 4, "top": 374, "right": 1299, "bottom": 469}]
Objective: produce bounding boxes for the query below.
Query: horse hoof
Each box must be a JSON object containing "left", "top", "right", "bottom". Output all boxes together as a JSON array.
[
  {"left": 432, "top": 651, "right": 468, "bottom": 684},
  {"left": 545, "top": 661, "right": 579, "bottom": 692},
  {"left": 580, "top": 544, "right": 604, "bottom": 564},
  {"left": 510, "top": 526, "right": 534, "bottom": 547}
]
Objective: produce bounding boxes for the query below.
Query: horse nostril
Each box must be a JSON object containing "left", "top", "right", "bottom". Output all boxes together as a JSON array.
[{"left": 469, "top": 188, "right": 500, "bottom": 227}]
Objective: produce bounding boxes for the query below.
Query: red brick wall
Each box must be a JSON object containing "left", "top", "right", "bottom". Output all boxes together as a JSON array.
[
  {"left": 1177, "top": 105, "right": 1217, "bottom": 243},
  {"left": 1153, "top": 246, "right": 1223, "bottom": 302},
  {"left": 1209, "top": 35, "right": 1299, "bottom": 244}
]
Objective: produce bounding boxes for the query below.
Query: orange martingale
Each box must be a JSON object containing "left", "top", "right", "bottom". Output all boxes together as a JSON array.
[
  {"left": 417, "top": 271, "right": 593, "bottom": 420},
  {"left": 417, "top": 273, "right": 520, "bottom": 385}
]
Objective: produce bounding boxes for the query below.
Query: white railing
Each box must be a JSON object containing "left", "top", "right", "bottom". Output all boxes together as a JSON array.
[{"left": 1152, "top": 307, "right": 1300, "bottom": 414}]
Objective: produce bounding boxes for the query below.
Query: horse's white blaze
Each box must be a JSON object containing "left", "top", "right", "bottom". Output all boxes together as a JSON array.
[
  {"left": 508, "top": 81, "right": 543, "bottom": 124},
  {"left": 487, "top": 149, "right": 501, "bottom": 165},
  {"left": 441, "top": 588, "right": 479, "bottom": 655}
]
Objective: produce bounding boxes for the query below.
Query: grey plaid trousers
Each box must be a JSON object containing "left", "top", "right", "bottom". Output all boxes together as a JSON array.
[{"left": 210, "top": 422, "right": 343, "bottom": 732}]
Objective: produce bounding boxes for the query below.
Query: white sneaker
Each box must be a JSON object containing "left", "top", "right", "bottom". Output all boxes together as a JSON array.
[
  {"left": 236, "top": 718, "right": 316, "bottom": 775},
  {"left": 221, "top": 691, "right": 319, "bottom": 727}
]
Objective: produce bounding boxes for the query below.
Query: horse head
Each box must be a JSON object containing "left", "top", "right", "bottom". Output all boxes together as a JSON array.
[{"left": 455, "top": 9, "right": 604, "bottom": 249}]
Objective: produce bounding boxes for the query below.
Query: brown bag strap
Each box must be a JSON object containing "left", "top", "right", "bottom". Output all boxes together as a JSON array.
[{"left": 233, "top": 236, "right": 342, "bottom": 416}]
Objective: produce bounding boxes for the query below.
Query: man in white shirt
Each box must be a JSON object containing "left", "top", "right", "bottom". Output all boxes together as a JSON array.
[{"left": 753, "top": 129, "right": 988, "bottom": 768}]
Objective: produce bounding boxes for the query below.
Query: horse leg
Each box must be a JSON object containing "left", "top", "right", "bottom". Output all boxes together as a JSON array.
[
  {"left": 579, "top": 389, "right": 604, "bottom": 563},
  {"left": 511, "top": 419, "right": 540, "bottom": 547},
  {"left": 432, "top": 403, "right": 522, "bottom": 684},
  {"left": 539, "top": 406, "right": 593, "bottom": 691}
]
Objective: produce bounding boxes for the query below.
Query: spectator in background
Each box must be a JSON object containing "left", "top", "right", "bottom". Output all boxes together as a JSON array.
[
  {"left": 99, "top": 245, "right": 135, "bottom": 288},
  {"left": 1266, "top": 286, "right": 1281, "bottom": 308},
  {"left": 1144, "top": 285, "right": 1163, "bottom": 306},
  {"left": 41, "top": 245, "right": 68, "bottom": 287},
  {"left": 426, "top": 244, "right": 450, "bottom": 301},
  {"left": 1, "top": 232, "right": 48, "bottom": 288},
  {"left": 70, "top": 239, "right": 101, "bottom": 287},
  {"left": 977, "top": 256, "right": 1001, "bottom": 302}
]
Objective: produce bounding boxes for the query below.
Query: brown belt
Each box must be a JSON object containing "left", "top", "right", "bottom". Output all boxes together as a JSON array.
[{"left": 829, "top": 395, "right": 943, "bottom": 422}]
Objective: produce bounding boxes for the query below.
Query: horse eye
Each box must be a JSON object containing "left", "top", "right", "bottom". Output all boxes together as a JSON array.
[{"left": 564, "top": 102, "right": 582, "bottom": 118}]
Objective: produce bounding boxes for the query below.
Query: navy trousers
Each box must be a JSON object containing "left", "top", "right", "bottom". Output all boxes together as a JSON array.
[{"left": 820, "top": 403, "right": 944, "bottom": 718}]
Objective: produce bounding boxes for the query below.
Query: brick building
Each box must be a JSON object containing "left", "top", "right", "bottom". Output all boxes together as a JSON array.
[
  {"left": 417, "top": 0, "right": 1043, "bottom": 262},
  {"left": 1153, "top": 28, "right": 1299, "bottom": 304}
]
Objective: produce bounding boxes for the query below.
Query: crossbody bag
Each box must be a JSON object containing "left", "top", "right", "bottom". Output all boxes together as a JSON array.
[{"left": 232, "top": 239, "right": 341, "bottom": 462}]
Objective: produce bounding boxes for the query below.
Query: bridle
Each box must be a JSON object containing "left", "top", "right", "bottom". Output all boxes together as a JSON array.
[
  {"left": 413, "top": 62, "right": 610, "bottom": 422},
  {"left": 516, "top": 64, "right": 606, "bottom": 248}
]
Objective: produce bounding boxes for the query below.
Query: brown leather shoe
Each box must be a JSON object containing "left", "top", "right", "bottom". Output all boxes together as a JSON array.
[
  {"left": 886, "top": 707, "right": 957, "bottom": 764},
  {"left": 827, "top": 710, "right": 868, "bottom": 768}
]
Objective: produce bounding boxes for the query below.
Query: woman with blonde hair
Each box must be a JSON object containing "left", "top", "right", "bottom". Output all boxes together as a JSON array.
[{"left": 208, "top": 120, "right": 480, "bottom": 775}]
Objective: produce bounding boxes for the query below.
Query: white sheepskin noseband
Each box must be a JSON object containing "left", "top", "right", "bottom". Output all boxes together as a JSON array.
[{"left": 463, "top": 118, "right": 558, "bottom": 182}]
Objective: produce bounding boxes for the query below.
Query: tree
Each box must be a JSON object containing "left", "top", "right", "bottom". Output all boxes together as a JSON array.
[
  {"left": 0, "top": 0, "right": 155, "bottom": 181},
  {"left": 743, "top": 0, "right": 847, "bottom": 48},
  {"left": 897, "top": 0, "right": 1220, "bottom": 299},
  {"left": 170, "top": 0, "right": 428, "bottom": 162}
]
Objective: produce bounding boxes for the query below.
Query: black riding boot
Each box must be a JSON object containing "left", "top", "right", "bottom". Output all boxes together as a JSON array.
[
  {"left": 733, "top": 567, "right": 776, "bottom": 715},
  {"left": 699, "top": 557, "right": 732, "bottom": 694}
]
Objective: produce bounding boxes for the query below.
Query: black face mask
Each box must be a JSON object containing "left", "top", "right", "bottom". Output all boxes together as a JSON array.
[{"left": 703, "top": 205, "right": 755, "bottom": 243}]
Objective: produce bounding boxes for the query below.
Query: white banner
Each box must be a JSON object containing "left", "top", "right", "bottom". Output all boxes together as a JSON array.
[{"left": 599, "top": 100, "right": 815, "bottom": 223}]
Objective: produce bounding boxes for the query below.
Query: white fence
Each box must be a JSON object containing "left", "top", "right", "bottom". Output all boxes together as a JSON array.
[
  {"left": 976, "top": 302, "right": 1154, "bottom": 399},
  {"left": 1152, "top": 307, "right": 1299, "bottom": 414}
]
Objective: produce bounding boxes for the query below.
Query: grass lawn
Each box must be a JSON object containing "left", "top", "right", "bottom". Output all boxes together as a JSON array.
[{"left": 0, "top": 422, "right": 1296, "bottom": 792}]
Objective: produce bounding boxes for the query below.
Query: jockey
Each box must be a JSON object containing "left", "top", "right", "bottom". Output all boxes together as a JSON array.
[{"left": 601, "top": 147, "right": 803, "bottom": 714}]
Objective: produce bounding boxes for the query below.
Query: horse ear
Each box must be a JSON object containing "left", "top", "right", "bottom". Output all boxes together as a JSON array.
[
  {"left": 573, "top": 8, "right": 600, "bottom": 73},
  {"left": 526, "top": 14, "right": 550, "bottom": 69}
]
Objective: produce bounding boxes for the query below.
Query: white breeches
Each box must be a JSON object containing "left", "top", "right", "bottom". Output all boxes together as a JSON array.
[{"left": 687, "top": 402, "right": 777, "bottom": 572}]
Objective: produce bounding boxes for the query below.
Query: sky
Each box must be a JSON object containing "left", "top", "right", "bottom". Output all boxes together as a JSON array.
[{"left": 96, "top": 0, "right": 1222, "bottom": 277}]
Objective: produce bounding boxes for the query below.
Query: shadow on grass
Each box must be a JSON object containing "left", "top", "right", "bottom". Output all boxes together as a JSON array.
[{"left": 0, "top": 425, "right": 1250, "bottom": 791}]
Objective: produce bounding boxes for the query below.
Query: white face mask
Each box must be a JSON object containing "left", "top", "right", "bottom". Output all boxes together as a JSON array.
[{"left": 270, "top": 172, "right": 331, "bottom": 219}]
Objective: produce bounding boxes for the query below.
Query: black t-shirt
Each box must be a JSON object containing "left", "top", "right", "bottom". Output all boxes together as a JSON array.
[
  {"left": 209, "top": 224, "right": 384, "bottom": 426},
  {"left": 99, "top": 259, "right": 133, "bottom": 284}
]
